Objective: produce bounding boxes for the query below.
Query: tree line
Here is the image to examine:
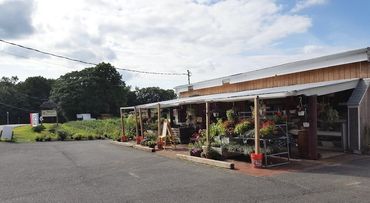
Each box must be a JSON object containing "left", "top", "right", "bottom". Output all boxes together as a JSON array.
[{"left": 0, "top": 63, "right": 177, "bottom": 124}]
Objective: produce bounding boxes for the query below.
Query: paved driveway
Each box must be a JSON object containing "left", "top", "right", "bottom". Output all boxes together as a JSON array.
[{"left": 0, "top": 141, "right": 370, "bottom": 202}]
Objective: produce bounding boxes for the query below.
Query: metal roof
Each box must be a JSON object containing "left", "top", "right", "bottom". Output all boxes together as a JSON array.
[
  {"left": 122, "top": 79, "right": 359, "bottom": 109},
  {"left": 174, "top": 47, "right": 370, "bottom": 93},
  {"left": 347, "top": 79, "right": 370, "bottom": 107}
]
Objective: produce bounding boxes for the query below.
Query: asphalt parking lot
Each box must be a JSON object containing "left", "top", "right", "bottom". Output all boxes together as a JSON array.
[{"left": 1, "top": 140, "right": 370, "bottom": 202}]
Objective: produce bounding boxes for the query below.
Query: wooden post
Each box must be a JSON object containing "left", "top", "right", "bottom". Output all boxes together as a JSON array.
[
  {"left": 134, "top": 107, "right": 139, "bottom": 136},
  {"left": 254, "top": 96, "right": 260, "bottom": 154},
  {"left": 139, "top": 108, "right": 144, "bottom": 137},
  {"left": 157, "top": 104, "right": 161, "bottom": 137},
  {"left": 120, "top": 108, "right": 125, "bottom": 136},
  {"left": 308, "top": 95, "right": 318, "bottom": 160},
  {"left": 206, "top": 102, "right": 210, "bottom": 146}
]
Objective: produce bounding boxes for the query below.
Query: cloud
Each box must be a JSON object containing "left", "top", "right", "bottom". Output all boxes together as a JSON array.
[
  {"left": 0, "top": 0, "right": 320, "bottom": 89},
  {"left": 291, "top": 0, "right": 328, "bottom": 13},
  {"left": 0, "top": 0, "right": 34, "bottom": 39}
]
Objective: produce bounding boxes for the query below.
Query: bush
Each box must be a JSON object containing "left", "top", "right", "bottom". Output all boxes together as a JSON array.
[
  {"left": 56, "top": 130, "right": 68, "bottom": 141},
  {"left": 35, "top": 134, "right": 45, "bottom": 142},
  {"left": 44, "top": 135, "right": 52, "bottom": 141},
  {"left": 32, "top": 125, "right": 46, "bottom": 133},
  {"left": 147, "top": 140, "right": 156, "bottom": 148},
  {"left": 203, "top": 148, "right": 222, "bottom": 160},
  {"left": 73, "top": 134, "right": 82, "bottom": 140},
  {"left": 87, "top": 135, "right": 94, "bottom": 140},
  {"left": 48, "top": 124, "right": 58, "bottom": 133}
]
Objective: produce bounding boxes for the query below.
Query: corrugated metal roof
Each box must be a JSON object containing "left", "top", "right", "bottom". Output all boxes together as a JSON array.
[
  {"left": 123, "top": 79, "right": 359, "bottom": 109},
  {"left": 174, "top": 47, "right": 369, "bottom": 93},
  {"left": 347, "top": 79, "right": 370, "bottom": 107}
]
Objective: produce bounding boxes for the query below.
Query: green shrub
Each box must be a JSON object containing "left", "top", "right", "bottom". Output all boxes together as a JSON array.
[
  {"left": 56, "top": 130, "right": 68, "bottom": 141},
  {"left": 73, "top": 134, "right": 82, "bottom": 140},
  {"left": 35, "top": 135, "right": 45, "bottom": 142},
  {"left": 32, "top": 125, "right": 46, "bottom": 133},
  {"left": 147, "top": 140, "right": 156, "bottom": 148},
  {"left": 87, "top": 135, "right": 94, "bottom": 140},
  {"left": 48, "top": 124, "right": 58, "bottom": 133},
  {"left": 44, "top": 135, "right": 52, "bottom": 141}
]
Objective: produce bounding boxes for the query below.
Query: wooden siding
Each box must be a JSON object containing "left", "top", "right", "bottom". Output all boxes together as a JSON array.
[{"left": 180, "top": 61, "right": 370, "bottom": 98}]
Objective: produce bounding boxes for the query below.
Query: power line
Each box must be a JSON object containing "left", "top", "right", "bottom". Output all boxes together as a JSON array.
[{"left": 0, "top": 39, "right": 189, "bottom": 76}]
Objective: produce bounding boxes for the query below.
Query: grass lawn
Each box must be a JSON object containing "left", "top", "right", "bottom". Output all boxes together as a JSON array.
[
  {"left": 11, "top": 119, "right": 122, "bottom": 143},
  {"left": 13, "top": 124, "right": 56, "bottom": 143}
]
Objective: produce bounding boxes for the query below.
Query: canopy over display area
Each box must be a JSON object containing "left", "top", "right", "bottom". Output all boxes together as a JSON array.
[{"left": 121, "top": 79, "right": 359, "bottom": 110}]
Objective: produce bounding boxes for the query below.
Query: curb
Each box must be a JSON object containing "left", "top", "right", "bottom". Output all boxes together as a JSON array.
[
  {"left": 110, "top": 140, "right": 135, "bottom": 147},
  {"left": 176, "top": 154, "right": 234, "bottom": 169},
  {"left": 133, "top": 144, "right": 155, "bottom": 152}
]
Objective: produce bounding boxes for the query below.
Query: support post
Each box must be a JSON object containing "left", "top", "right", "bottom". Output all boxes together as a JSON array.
[
  {"left": 120, "top": 108, "right": 125, "bottom": 136},
  {"left": 254, "top": 96, "right": 260, "bottom": 154},
  {"left": 206, "top": 102, "right": 210, "bottom": 147},
  {"left": 157, "top": 104, "right": 161, "bottom": 137},
  {"left": 308, "top": 95, "right": 318, "bottom": 159},
  {"left": 139, "top": 108, "right": 144, "bottom": 137},
  {"left": 134, "top": 107, "right": 139, "bottom": 136}
]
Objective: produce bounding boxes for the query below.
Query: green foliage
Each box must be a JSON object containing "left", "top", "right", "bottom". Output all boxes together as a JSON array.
[
  {"left": 32, "top": 125, "right": 46, "bottom": 133},
  {"left": 0, "top": 76, "right": 54, "bottom": 124},
  {"left": 44, "top": 135, "right": 52, "bottom": 141},
  {"left": 260, "top": 126, "right": 274, "bottom": 137},
  {"left": 209, "top": 119, "right": 226, "bottom": 139},
  {"left": 147, "top": 140, "right": 156, "bottom": 148},
  {"left": 35, "top": 134, "right": 44, "bottom": 142},
  {"left": 226, "top": 109, "right": 237, "bottom": 122},
  {"left": 203, "top": 147, "right": 223, "bottom": 160},
  {"left": 134, "top": 87, "right": 177, "bottom": 105},
  {"left": 50, "top": 63, "right": 129, "bottom": 121},
  {"left": 73, "top": 134, "right": 82, "bottom": 140},
  {"left": 56, "top": 129, "right": 69, "bottom": 141},
  {"left": 234, "top": 120, "right": 251, "bottom": 135},
  {"left": 124, "top": 114, "right": 137, "bottom": 139}
]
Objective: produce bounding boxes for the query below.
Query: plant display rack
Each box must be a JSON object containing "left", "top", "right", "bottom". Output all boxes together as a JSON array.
[{"left": 246, "top": 123, "right": 290, "bottom": 168}]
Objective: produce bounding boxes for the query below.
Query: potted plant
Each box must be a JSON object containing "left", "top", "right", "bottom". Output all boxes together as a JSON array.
[
  {"left": 234, "top": 120, "right": 251, "bottom": 135},
  {"left": 121, "top": 135, "right": 128, "bottom": 142},
  {"left": 147, "top": 140, "right": 156, "bottom": 148},
  {"left": 157, "top": 139, "right": 164, "bottom": 150},
  {"left": 136, "top": 135, "right": 143, "bottom": 144}
]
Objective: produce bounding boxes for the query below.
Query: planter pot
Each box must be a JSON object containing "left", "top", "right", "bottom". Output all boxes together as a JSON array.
[
  {"left": 157, "top": 141, "right": 164, "bottom": 150},
  {"left": 121, "top": 135, "right": 128, "bottom": 142},
  {"left": 136, "top": 136, "right": 143, "bottom": 144},
  {"left": 250, "top": 153, "right": 264, "bottom": 168}
]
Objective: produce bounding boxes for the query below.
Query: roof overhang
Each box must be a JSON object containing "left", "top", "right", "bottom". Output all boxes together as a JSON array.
[
  {"left": 122, "top": 79, "right": 359, "bottom": 109},
  {"left": 174, "top": 47, "right": 369, "bottom": 94}
]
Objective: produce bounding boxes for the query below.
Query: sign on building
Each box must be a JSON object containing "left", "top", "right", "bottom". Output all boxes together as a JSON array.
[
  {"left": 30, "top": 113, "right": 39, "bottom": 127},
  {"left": 41, "top": 110, "right": 57, "bottom": 117}
]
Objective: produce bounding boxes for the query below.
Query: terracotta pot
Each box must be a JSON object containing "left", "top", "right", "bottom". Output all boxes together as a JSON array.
[
  {"left": 157, "top": 141, "right": 164, "bottom": 150},
  {"left": 136, "top": 136, "right": 143, "bottom": 144},
  {"left": 121, "top": 135, "right": 128, "bottom": 142}
]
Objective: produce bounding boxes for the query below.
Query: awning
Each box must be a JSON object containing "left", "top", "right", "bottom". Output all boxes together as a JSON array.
[{"left": 121, "top": 79, "right": 359, "bottom": 109}]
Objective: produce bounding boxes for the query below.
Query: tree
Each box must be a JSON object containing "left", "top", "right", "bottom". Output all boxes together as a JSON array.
[
  {"left": 134, "top": 87, "right": 177, "bottom": 105},
  {"left": 0, "top": 76, "right": 28, "bottom": 124},
  {"left": 50, "top": 63, "right": 129, "bottom": 121},
  {"left": 17, "top": 76, "right": 54, "bottom": 112}
]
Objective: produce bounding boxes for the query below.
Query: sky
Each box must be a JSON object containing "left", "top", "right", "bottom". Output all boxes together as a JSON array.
[{"left": 0, "top": 0, "right": 369, "bottom": 89}]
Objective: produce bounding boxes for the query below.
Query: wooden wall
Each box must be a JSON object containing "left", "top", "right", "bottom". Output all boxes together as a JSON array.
[{"left": 180, "top": 61, "right": 370, "bottom": 98}]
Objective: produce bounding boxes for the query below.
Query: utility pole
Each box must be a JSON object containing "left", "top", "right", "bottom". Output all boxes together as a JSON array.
[
  {"left": 187, "top": 69, "right": 192, "bottom": 85},
  {"left": 6, "top": 112, "right": 9, "bottom": 125}
]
